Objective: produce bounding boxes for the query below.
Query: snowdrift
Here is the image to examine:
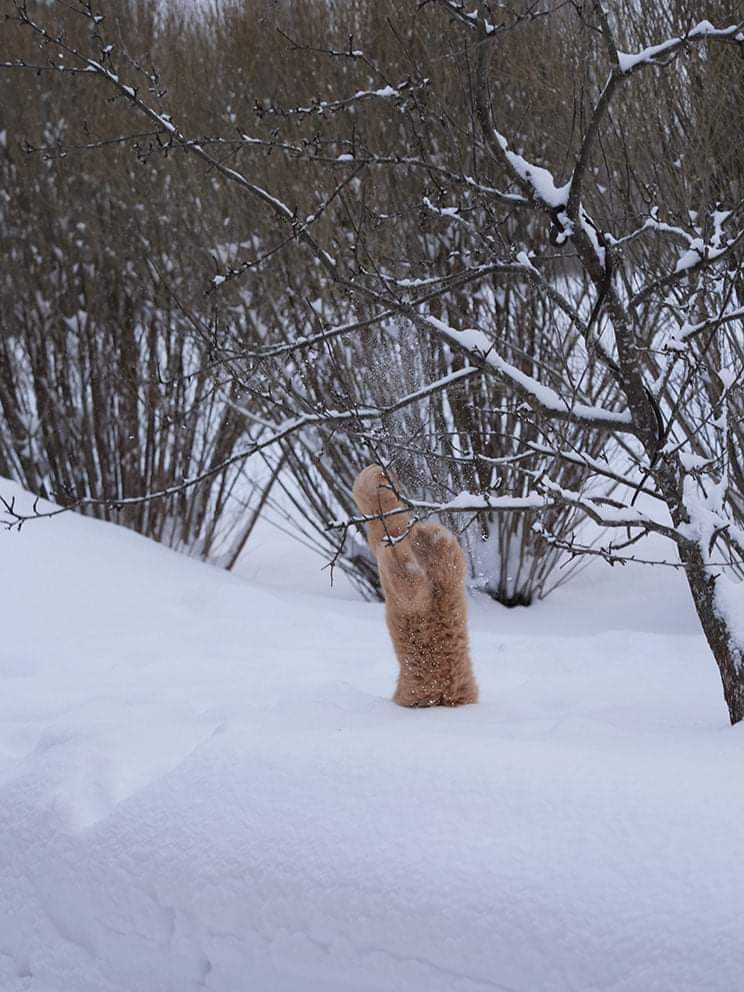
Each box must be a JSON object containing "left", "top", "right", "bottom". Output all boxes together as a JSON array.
[{"left": 1, "top": 480, "right": 743, "bottom": 992}]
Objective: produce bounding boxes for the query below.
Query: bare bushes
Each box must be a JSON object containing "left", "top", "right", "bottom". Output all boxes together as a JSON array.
[
  {"left": 232, "top": 266, "right": 620, "bottom": 603},
  {"left": 0, "top": 166, "right": 256, "bottom": 559},
  {"left": 0, "top": 0, "right": 643, "bottom": 597},
  {"left": 0, "top": 37, "right": 262, "bottom": 560},
  {"left": 2, "top": 0, "right": 741, "bottom": 611}
]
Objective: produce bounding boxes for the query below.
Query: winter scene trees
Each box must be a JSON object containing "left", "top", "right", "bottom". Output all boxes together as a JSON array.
[{"left": 1, "top": 2, "right": 743, "bottom": 990}]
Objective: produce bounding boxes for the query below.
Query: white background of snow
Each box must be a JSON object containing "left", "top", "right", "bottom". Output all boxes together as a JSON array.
[{"left": 1, "top": 478, "right": 743, "bottom": 992}]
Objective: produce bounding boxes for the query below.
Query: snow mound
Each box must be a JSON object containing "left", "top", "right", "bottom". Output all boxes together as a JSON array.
[{"left": 1, "top": 479, "right": 743, "bottom": 992}]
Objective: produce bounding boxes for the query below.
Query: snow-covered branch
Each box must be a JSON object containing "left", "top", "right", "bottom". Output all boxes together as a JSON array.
[{"left": 419, "top": 315, "right": 636, "bottom": 434}]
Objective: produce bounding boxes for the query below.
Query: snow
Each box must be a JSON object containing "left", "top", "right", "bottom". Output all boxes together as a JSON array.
[
  {"left": 2, "top": 478, "right": 744, "bottom": 992},
  {"left": 423, "top": 316, "right": 634, "bottom": 428},
  {"left": 360, "top": 85, "right": 398, "bottom": 99},
  {"left": 418, "top": 491, "right": 550, "bottom": 514},
  {"left": 514, "top": 250, "right": 536, "bottom": 272},
  {"left": 616, "top": 20, "right": 742, "bottom": 73},
  {"left": 672, "top": 236, "right": 731, "bottom": 273},
  {"left": 578, "top": 206, "right": 605, "bottom": 268},
  {"left": 714, "top": 574, "right": 744, "bottom": 656},
  {"left": 493, "top": 131, "right": 569, "bottom": 208},
  {"left": 293, "top": 85, "right": 402, "bottom": 116},
  {"left": 717, "top": 366, "right": 736, "bottom": 392},
  {"left": 711, "top": 208, "right": 732, "bottom": 248},
  {"left": 616, "top": 37, "right": 682, "bottom": 73},
  {"left": 673, "top": 237, "right": 705, "bottom": 273}
]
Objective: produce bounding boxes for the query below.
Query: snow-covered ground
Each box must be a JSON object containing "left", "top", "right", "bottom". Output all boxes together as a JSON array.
[{"left": 1, "top": 479, "right": 743, "bottom": 992}]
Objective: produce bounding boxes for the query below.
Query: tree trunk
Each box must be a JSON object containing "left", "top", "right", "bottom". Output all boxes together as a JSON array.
[{"left": 681, "top": 543, "right": 744, "bottom": 726}]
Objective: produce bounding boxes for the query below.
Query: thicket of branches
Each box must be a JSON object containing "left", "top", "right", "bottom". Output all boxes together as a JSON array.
[
  {"left": 1, "top": 0, "right": 611, "bottom": 594},
  {"left": 2, "top": 0, "right": 744, "bottom": 722}
]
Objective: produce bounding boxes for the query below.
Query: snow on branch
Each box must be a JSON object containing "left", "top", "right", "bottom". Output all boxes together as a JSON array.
[
  {"left": 441, "top": 1, "right": 554, "bottom": 38},
  {"left": 493, "top": 130, "right": 569, "bottom": 210},
  {"left": 332, "top": 479, "right": 683, "bottom": 545},
  {"left": 607, "top": 212, "right": 697, "bottom": 248},
  {"left": 420, "top": 316, "right": 636, "bottom": 433},
  {"left": 257, "top": 78, "right": 428, "bottom": 118},
  {"left": 564, "top": 6, "right": 743, "bottom": 289},
  {"left": 615, "top": 20, "right": 744, "bottom": 74},
  {"left": 679, "top": 475, "right": 744, "bottom": 563},
  {"left": 665, "top": 307, "right": 744, "bottom": 352},
  {"left": 631, "top": 225, "right": 744, "bottom": 309}
]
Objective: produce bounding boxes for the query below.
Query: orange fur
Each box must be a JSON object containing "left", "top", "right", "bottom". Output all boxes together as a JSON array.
[{"left": 352, "top": 465, "right": 478, "bottom": 707}]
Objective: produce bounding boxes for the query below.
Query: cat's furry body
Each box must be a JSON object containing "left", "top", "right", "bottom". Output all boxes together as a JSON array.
[{"left": 352, "top": 465, "right": 478, "bottom": 707}]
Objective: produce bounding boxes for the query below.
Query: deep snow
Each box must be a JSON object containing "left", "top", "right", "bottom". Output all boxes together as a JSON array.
[{"left": 1, "top": 479, "right": 743, "bottom": 992}]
